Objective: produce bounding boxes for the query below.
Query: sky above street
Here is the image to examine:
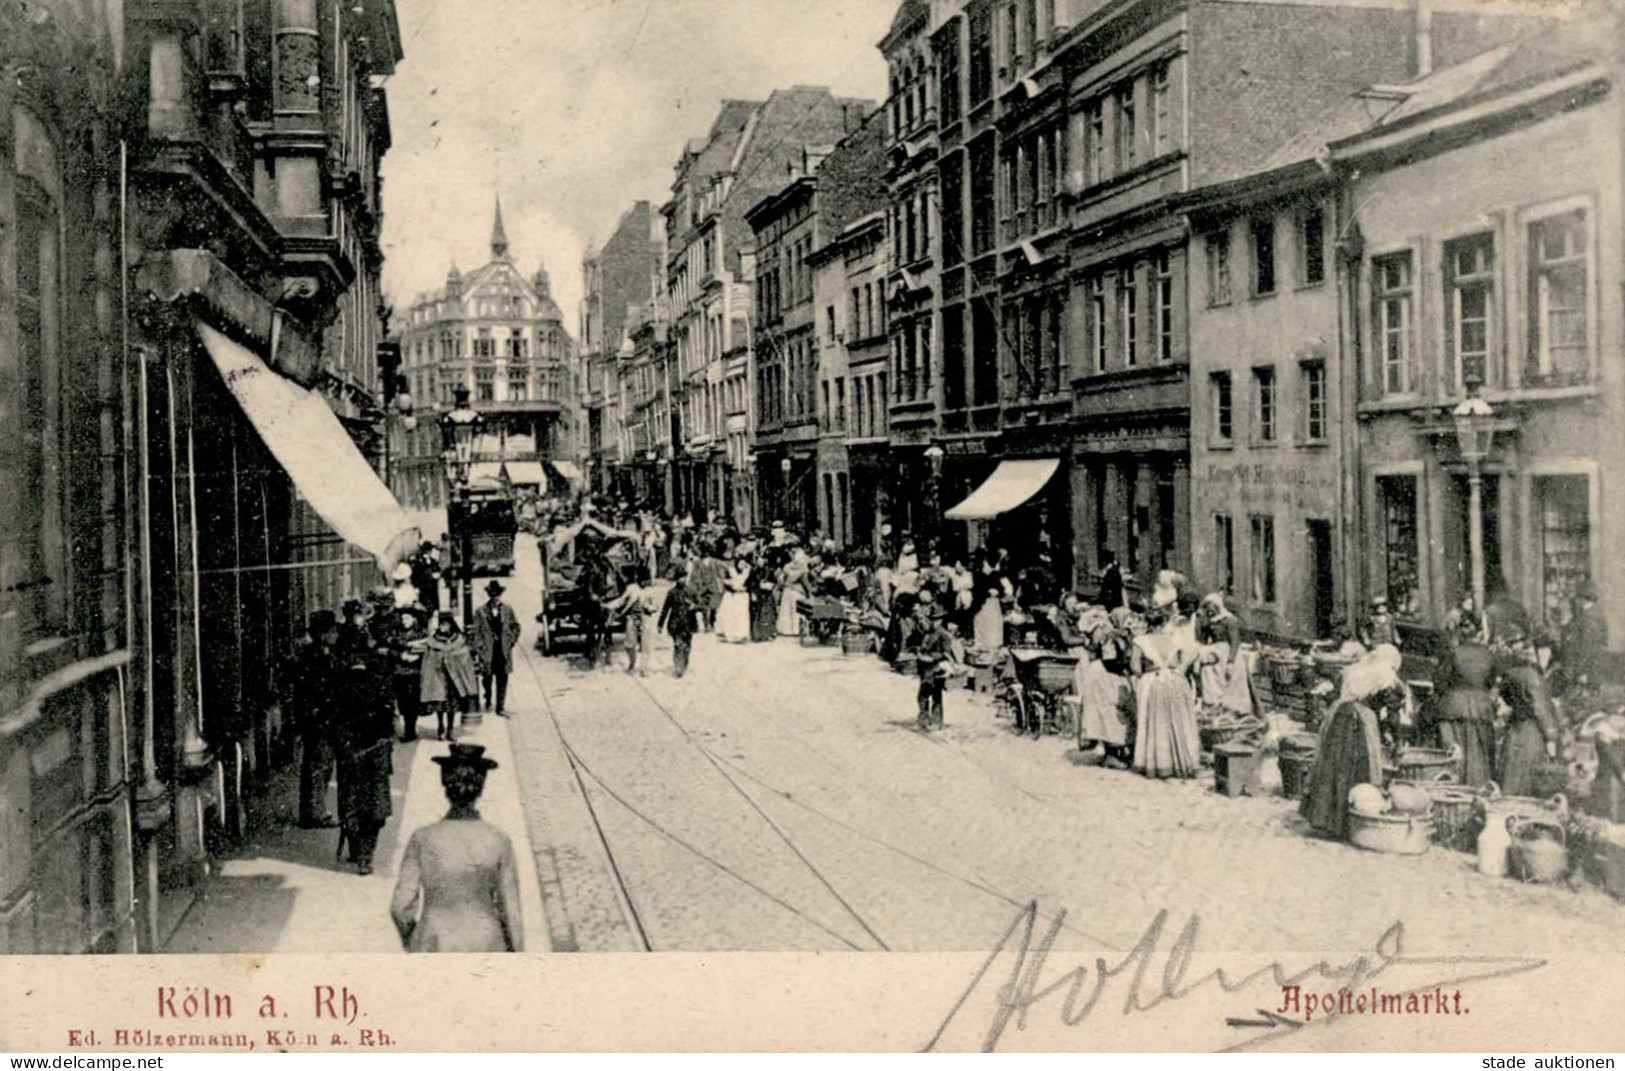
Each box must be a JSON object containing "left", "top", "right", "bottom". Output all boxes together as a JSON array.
[{"left": 380, "top": 0, "right": 896, "bottom": 331}]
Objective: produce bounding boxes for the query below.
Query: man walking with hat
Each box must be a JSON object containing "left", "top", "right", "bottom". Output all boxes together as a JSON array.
[
  {"left": 470, "top": 580, "right": 521, "bottom": 716},
  {"left": 293, "top": 610, "right": 341, "bottom": 828}
]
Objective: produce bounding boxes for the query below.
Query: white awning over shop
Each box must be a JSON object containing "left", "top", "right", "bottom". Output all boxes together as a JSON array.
[
  {"left": 469, "top": 462, "right": 505, "bottom": 486},
  {"left": 550, "top": 460, "right": 585, "bottom": 486},
  {"left": 197, "top": 322, "right": 419, "bottom": 575},
  {"left": 503, "top": 460, "right": 548, "bottom": 490},
  {"left": 944, "top": 458, "right": 1060, "bottom": 521}
]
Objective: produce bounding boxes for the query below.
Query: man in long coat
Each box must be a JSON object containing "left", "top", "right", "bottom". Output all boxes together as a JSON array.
[
  {"left": 334, "top": 619, "right": 395, "bottom": 874},
  {"left": 469, "top": 580, "right": 521, "bottom": 715},
  {"left": 293, "top": 610, "right": 341, "bottom": 828}
]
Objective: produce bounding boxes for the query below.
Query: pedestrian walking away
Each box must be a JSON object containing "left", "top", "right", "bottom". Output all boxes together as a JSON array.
[
  {"left": 390, "top": 744, "right": 524, "bottom": 952},
  {"left": 659, "top": 572, "right": 697, "bottom": 678},
  {"left": 470, "top": 580, "right": 521, "bottom": 714},
  {"left": 333, "top": 620, "right": 396, "bottom": 875}
]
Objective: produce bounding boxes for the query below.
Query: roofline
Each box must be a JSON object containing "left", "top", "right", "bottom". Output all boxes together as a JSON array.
[
  {"left": 1174, "top": 160, "right": 1330, "bottom": 216},
  {"left": 743, "top": 174, "right": 818, "bottom": 230},
  {"left": 1328, "top": 62, "right": 1612, "bottom": 163}
]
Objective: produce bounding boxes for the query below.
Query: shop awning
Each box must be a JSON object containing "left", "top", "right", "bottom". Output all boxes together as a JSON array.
[
  {"left": 550, "top": 460, "right": 585, "bottom": 486},
  {"left": 197, "top": 322, "right": 419, "bottom": 575},
  {"left": 469, "top": 462, "right": 505, "bottom": 486},
  {"left": 944, "top": 458, "right": 1060, "bottom": 521},
  {"left": 503, "top": 460, "right": 548, "bottom": 490}
]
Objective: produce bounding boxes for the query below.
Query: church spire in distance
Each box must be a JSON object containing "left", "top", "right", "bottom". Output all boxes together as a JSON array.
[{"left": 490, "top": 193, "right": 510, "bottom": 260}]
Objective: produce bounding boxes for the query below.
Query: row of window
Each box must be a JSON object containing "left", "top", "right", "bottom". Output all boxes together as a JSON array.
[
  {"left": 892, "top": 317, "right": 934, "bottom": 403},
  {"left": 847, "top": 281, "right": 888, "bottom": 342},
  {"left": 1203, "top": 204, "right": 1326, "bottom": 308},
  {"left": 408, "top": 329, "right": 561, "bottom": 364},
  {"left": 1079, "top": 61, "right": 1173, "bottom": 189},
  {"left": 756, "top": 231, "right": 816, "bottom": 322},
  {"left": 1084, "top": 251, "right": 1177, "bottom": 373},
  {"left": 1368, "top": 208, "right": 1590, "bottom": 397},
  {"left": 1208, "top": 361, "right": 1327, "bottom": 447},
  {"left": 1001, "top": 124, "right": 1066, "bottom": 241},
  {"left": 893, "top": 187, "right": 932, "bottom": 268},
  {"left": 1004, "top": 291, "right": 1065, "bottom": 400}
]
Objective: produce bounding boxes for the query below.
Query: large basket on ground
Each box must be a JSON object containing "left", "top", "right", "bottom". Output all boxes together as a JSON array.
[
  {"left": 1266, "top": 653, "right": 1302, "bottom": 687},
  {"left": 840, "top": 628, "right": 873, "bottom": 655},
  {"left": 1394, "top": 746, "right": 1460, "bottom": 783},
  {"left": 1389, "top": 774, "right": 1481, "bottom": 851},
  {"left": 1277, "top": 732, "right": 1319, "bottom": 800},
  {"left": 1347, "top": 808, "right": 1435, "bottom": 855}
]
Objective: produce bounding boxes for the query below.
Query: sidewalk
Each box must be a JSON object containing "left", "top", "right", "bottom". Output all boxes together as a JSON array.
[{"left": 165, "top": 713, "right": 548, "bottom": 954}]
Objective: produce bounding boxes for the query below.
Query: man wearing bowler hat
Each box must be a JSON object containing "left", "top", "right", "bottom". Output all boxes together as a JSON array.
[{"left": 470, "top": 580, "right": 521, "bottom": 715}]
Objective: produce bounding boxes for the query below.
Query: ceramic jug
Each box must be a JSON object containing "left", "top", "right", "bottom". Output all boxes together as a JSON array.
[{"left": 1477, "top": 807, "right": 1512, "bottom": 877}]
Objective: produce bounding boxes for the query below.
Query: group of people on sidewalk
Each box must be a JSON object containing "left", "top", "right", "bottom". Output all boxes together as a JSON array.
[{"left": 284, "top": 544, "right": 521, "bottom": 876}]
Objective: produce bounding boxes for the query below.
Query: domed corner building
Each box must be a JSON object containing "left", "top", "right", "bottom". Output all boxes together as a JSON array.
[{"left": 393, "top": 196, "right": 578, "bottom": 510}]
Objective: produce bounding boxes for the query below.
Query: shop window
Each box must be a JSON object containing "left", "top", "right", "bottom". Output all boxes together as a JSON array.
[
  {"left": 1527, "top": 209, "right": 1588, "bottom": 384},
  {"left": 1210, "top": 372, "right": 1233, "bottom": 442},
  {"left": 1253, "top": 366, "right": 1276, "bottom": 443},
  {"left": 1249, "top": 514, "right": 1276, "bottom": 604},
  {"left": 1301, "top": 361, "right": 1327, "bottom": 442},
  {"left": 1374, "top": 252, "right": 1414, "bottom": 396},
  {"left": 1298, "top": 204, "right": 1325, "bottom": 286},
  {"left": 1251, "top": 216, "right": 1276, "bottom": 296},
  {"left": 13, "top": 108, "right": 63, "bottom": 641},
  {"left": 1206, "top": 231, "right": 1231, "bottom": 305},
  {"left": 1536, "top": 475, "right": 1590, "bottom": 627},
  {"left": 1445, "top": 232, "right": 1493, "bottom": 392},
  {"left": 1214, "top": 515, "right": 1235, "bottom": 596},
  {"left": 1377, "top": 475, "right": 1421, "bottom": 617}
]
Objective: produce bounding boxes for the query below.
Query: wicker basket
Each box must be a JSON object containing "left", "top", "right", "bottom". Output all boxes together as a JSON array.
[
  {"left": 1267, "top": 656, "right": 1301, "bottom": 686},
  {"left": 1278, "top": 749, "right": 1317, "bottom": 800},
  {"left": 840, "top": 630, "right": 873, "bottom": 656},
  {"left": 1390, "top": 778, "right": 1480, "bottom": 851},
  {"left": 1347, "top": 808, "right": 1435, "bottom": 855},
  {"left": 1395, "top": 747, "right": 1460, "bottom": 783}
]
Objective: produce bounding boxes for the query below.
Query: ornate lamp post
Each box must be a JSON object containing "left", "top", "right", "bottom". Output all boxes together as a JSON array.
[
  {"left": 439, "top": 384, "right": 484, "bottom": 628},
  {"left": 1452, "top": 394, "right": 1497, "bottom": 622},
  {"left": 779, "top": 455, "right": 793, "bottom": 526}
]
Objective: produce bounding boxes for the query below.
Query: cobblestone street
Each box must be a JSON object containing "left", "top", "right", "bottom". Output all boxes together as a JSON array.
[{"left": 499, "top": 535, "right": 1625, "bottom": 959}]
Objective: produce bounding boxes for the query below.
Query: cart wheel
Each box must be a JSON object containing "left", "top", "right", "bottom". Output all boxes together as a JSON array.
[{"left": 1011, "top": 690, "right": 1031, "bottom": 736}]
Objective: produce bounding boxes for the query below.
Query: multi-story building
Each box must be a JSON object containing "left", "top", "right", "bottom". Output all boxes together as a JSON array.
[
  {"left": 662, "top": 89, "right": 872, "bottom": 527},
  {"left": 2, "top": 0, "right": 410, "bottom": 957},
  {"left": 1329, "top": 20, "right": 1625, "bottom": 644},
  {"left": 396, "top": 201, "right": 575, "bottom": 509},
  {"left": 580, "top": 201, "right": 664, "bottom": 500}
]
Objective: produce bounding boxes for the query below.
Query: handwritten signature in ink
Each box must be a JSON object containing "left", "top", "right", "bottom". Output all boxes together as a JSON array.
[{"left": 924, "top": 901, "right": 1546, "bottom": 1052}]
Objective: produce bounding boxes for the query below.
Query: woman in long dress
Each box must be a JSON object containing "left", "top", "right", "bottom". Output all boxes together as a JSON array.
[
  {"left": 390, "top": 744, "right": 523, "bottom": 952},
  {"left": 1130, "top": 605, "right": 1202, "bottom": 779},
  {"left": 1194, "top": 593, "right": 1266, "bottom": 747},
  {"left": 777, "top": 547, "right": 810, "bottom": 636},
  {"left": 717, "top": 556, "right": 753, "bottom": 643},
  {"left": 1431, "top": 630, "right": 1498, "bottom": 786},
  {"left": 1496, "top": 656, "right": 1559, "bottom": 796},
  {"left": 1076, "top": 607, "right": 1134, "bottom": 764},
  {"left": 750, "top": 549, "right": 779, "bottom": 642},
  {"left": 1300, "top": 655, "right": 1403, "bottom": 840},
  {"left": 972, "top": 553, "right": 1006, "bottom": 651}
]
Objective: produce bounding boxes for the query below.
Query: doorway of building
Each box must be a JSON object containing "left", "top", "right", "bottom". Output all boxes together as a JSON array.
[{"left": 1307, "top": 519, "right": 1335, "bottom": 639}]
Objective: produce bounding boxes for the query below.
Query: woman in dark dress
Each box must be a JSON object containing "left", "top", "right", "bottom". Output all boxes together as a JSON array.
[
  {"left": 749, "top": 547, "right": 780, "bottom": 642},
  {"left": 1433, "top": 628, "right": 1498, "bottom": 786},
  {"left": 1496, "top": 657, "right": 1559, "bottom": 796},
  {"left": 1301, "top": 654, "right": 1404, "bottom": 840}
]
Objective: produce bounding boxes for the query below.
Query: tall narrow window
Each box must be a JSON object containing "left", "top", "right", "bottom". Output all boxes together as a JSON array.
[
  {"left": 1298, "top": 204, "right": 1326, "bottom": 286},
  {"left": 1115, "top": 84, "right": 1136, "bottom": 172},
  {"left": 1207, "top": 231, "right": 1231, "bottom": 305},
  {"left": 1151, "top": 62, "right": 1171, "bottom": 157},
  {"left": 940, "top": 150, "right": 964, "bottom": 268},
  {"left": 1378, "top": 475, "right": 1420, "bottom": 616},
  {"left": 969, "top": 4, "right": 993, "bottom": 105},
  {"left": 1042, "top": 296, "right": 1062, "bottom": 394},
  {"left": 1155, "top": 250, "right": 1173, "bottom": 362},
  {"left": 1445, "top": 232, "right": 1493, "bottom": 392},
  {"left": 1002, "top": 3, "right": 1018, "bottom": 71},
  {"left": 1253, "top": 366, "right": 1276, "bottom": 442},
  {"left": 942, "top": 304, "right": 967, "bottom": 410},
  {"left": 1302, "top": 361, "right": 1327, "bottom": 442},
  {"left": 1214, "top": 515, "right": 1235, "bottom": 596},
  {"left": 1251, "top": 215, "right": 1276, "bottom": 295},
  {"left": 1090, "top": 275, "right": 1107, "bottom": 372},
  {"left": 1117, "top": 267, "right": 1138, "bottom": 367},
  {"left": 1085, "top": 99, "right": 1105, "bottom": 187},
  {"left": 939, "top": 25, "right": 962, "bottom": 125},
  {"left": 1211, "top": 372, "right": 1233, "bottom": 442},
  {"left": 1374, "top": 252, "right": 1414, "bottom": 395},
  {"left": 1536, "top": 474, "right": 1591, "bottom": 626},
  {"left": 972, "top": 300, "right": 998, "bottom": 405},
  {"left": 970, "top": 137, "right": 996, "bottom": 256},
  {"left": 1528, "top": 209, "right": 1588, "bottom": 383},
  {"left": 1249, "top": 514, "right": 1276, "bottom": 604}
]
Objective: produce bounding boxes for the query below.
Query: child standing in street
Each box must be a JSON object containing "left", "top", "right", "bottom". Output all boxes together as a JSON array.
[{"left": 658, "top": 574, "right": 697, "bottom": 678}]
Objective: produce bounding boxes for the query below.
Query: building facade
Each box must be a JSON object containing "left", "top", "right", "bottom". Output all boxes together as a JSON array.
[{"left": 396, "top": 201, "right": 574, "bottom": 510}]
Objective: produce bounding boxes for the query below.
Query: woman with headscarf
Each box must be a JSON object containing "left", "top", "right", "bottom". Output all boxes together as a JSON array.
[
  {"left": 1076, "top": 605, "right": 1134, "bottom": 765},
  {"left": 1431, "top": 619, "right": 1498, "bottom": 786},
  {"left": 717, "top": 552, "right": 753, "bottom": 643},
  {"left": 1130, "top": 601, "right": 1202, "bottom": 779},
  {"left": 1195, "top": 593, "right": 1265, "bottom": 747},
  {"left": 777, "top": 546, "right": 810, "bottom": 637},
  {"left": 389, "top": 744, "right": 523, "bottom": 952},
  {"left": 1300, "top": 651, "right": 1405, "bottom": 840}
]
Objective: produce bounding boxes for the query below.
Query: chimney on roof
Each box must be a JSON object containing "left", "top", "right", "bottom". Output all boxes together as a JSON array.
[{"left": 1414, "top": 0, "right": 1433, "bottom": 77}]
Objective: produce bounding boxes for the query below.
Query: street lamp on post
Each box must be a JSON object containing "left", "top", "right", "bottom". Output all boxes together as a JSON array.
[
  {"left": 924, "top": 444, "right": 945, "bottom": 555},
  {"left": 1452, "top": 394, "right": 1497, "bottom": 623},
  {"left": 780, "top": 455, "right": 793, "bottom": 526},
  {"left": 439, "top": 384, "right": 484, "bottom": 630}
]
